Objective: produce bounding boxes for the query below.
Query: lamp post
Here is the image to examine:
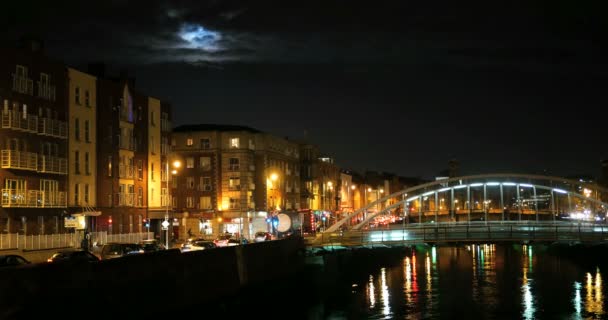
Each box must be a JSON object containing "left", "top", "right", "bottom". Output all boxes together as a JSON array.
[{"left": 165, "top": 160, "right": 181, "bottom": 249}]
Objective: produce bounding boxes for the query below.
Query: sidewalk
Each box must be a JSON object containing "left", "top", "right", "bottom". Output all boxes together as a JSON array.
[{"left": 0, "top": 247, "right": 72, "bottom": 264}]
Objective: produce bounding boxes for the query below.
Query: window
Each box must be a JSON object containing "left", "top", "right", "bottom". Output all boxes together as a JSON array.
[
  {"left": 138, "top": 187, "right": 143, "bottom": 207},
  {"left": 230, "top": 138, "right": 239, "bottom": 148},
  {"left": 200, "top": 196, "right": 212, "bottom": 209},
  {"left": 186, "top": 138, "right": 193, "bottom": 146},
  {"left": 186, "top": 157, "right": 194, "bottom": 168},
  {"left": 150, "top": 162, "right": 155, "bottom": 181},
  {"left": 137, "top": 160, "right": 143, "bottom": 180},
  {"left": 151, "top": 188, "right": 154, "bottom": 202},
  {"left": 84, "top": 90, "right": 90, "bottom": 107},
  {"left": 229, "top": 198, "right": 238, "bottom": 209},
  {"left": 75, "top": 87, "right": 81, "bottom": 104},
  {"left": 229, "top": 158, "right": 239, "bottom": 171},
  {"left": 229, "top": 177, "right": 241, "bottom": 190},
  {"left": 200, "top": 138, "right": 210, "bottom": 149},
  {"left": 74, "top": 183, "right": 80, "bottom": 204},
  {"left": 186, "top": 197, "right": 194, "bottom": 208},
  {"left": 74, "top": 151, "right": 80, "bottom": 174},
  {"left": 84, "top": 184, "right": 89, "bottom": 204},
  {"left": 84, "top": 152, "right": 90, "bottom": 175},
  {"left": 200, "top": 157, "right": 211, "bottom": 170},
  {"left": 150, "top": 137, "right": 155, "bottom": 154},
  {"left": 84, "top": 120, "right": 90, "bottom": 142},
  {"left": 171, "top": 176, "right": 177, "bottom": 188},
  {"left": 107, "top": 156, "right": 112, "bottom": 177},
  {"left": 187, "top": 177, "right": 195, "bottom": 189},
  {"left": 150, "top": 111, "right": 155, "bottom": 126},
  {"left": 201, "top": 177, "right": 211, "bottom": 191},
  {"left": 74, "top": 118, "right": 80, "bottom": 140}
]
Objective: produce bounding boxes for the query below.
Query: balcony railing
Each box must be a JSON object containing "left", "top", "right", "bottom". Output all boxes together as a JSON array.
[
  {"left": 12, "top": 74, "right": 33, "bottom": 95},
  {"left": 1, "top": 150, "right": 38, "bottom": 171},
  {"left": 38, "top": 155, "right": 67, "bottom": 174},
  {"left": 1, "top": 189, "right": 66, "bottom": 208},
  {"left": 38, "top": 117, "right": 67, "bottom": 139},
  {"left": 117, "top": 193, "right": 135, "bottom": 207},
  {"left": 118, "top": 164, "right": 134, "bottom": 179},
  {"left": 1, "top": 110, "right": 38, "bottom": 133},
  {"left": 37, "top": 82, "right": 56, "bottom": 101}
]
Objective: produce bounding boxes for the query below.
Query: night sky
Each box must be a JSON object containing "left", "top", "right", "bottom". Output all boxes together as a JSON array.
[{"left": 3, "top": 1, "right": 607, "bottom": 180}]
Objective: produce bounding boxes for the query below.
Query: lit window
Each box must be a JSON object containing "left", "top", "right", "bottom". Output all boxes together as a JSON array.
[
  {"left": 186, "top": 157, "right": 194, "bottom": 168},
  {"left": 229, "top": 177, "right": 241, "bottom": 190},
  {"left": 230, "top": 138, "right": 239, "bottom": 148},
  {"left": 186, "top": 138, "right": 193, "bottom": 146}
]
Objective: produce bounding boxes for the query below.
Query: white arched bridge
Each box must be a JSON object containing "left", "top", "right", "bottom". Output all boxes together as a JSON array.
[{"left": 311, "top": 174, "right": 608, "bottom": 247}]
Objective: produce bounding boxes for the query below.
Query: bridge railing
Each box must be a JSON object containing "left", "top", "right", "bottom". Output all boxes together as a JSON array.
[{"left": 312, "top": 221, "right": 608, "bottom": 247}]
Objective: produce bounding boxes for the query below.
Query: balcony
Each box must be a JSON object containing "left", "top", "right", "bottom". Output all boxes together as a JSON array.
[
  {"left": 119, "top": 138, "right": 134, "bottom": 151},
  {"left": 1, "top": 189, "right": 66, "bottom": 208},
  {"left": 161, "top": 143, "right": 169, "bottom": 155},
  {"left": 38, "top": 155, "right": 67, "bottom": 174},
  {"left": 1, "top": 111, "right": 38, "bottom": 133},
  {"left": 38, "top": 118, "right": 67, "bottom": 139},
  {"left": 118, "top": 164, "right": 134, "bottom": 179},
  {"left": 1, "top": 150, "right": 38, "bottom": 171},
  {"left": 160, "top": 195, "right": 172, "bottom": 207},
  {"left": 37, "top": 82, "right": 56, "bottom": 101},
  {"left": 117, "top": 193, "right": 135, "bottom": 207},
  {"left": 161, "top": 119, "right": 171, "bottom": 132},
  {"left": 12, "top": 74, "right": 33, "bottom": 95}
]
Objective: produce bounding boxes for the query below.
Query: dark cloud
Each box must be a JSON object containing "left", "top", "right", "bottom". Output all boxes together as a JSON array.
[{"left": 2, "top": 0, "right": 607, "bottom": 178}]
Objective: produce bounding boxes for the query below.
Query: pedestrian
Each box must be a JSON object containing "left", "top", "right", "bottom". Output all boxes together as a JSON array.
[{"left": 187, "top": 228, "right": 193, "bottom": 238}]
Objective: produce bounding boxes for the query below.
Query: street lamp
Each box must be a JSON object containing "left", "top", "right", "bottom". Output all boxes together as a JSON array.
[{"left": 165, "top": 160, "right": 181, "bottom": 249}]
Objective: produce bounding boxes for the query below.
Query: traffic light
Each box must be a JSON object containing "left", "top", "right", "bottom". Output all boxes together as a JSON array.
[{"left": 142, "top": 218, "right": 150, "bottom": 228}]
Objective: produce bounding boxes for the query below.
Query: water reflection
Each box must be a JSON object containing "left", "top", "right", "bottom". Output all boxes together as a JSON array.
[
  {"left": 585, "top": 269, "right": 604, "bottom": 315},
  {"left": 380, "top": 268, "right": 390, "bottom": 317},
  {"left": 573, "top": 281, "right": 581, "bottom": 317},
  {"left": 356, "top": 245, "right": 607, "bottom": 319},
  {"left": 522, "top": 245, "right": 535, "bottom": 320},
  {"left": 369, "top": 275, "right": 376, "bottom": 308}
]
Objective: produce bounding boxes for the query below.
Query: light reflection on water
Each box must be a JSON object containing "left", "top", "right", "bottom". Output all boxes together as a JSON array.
[{"left": 357, "top": 244, "right": 606, "bottom": 319}]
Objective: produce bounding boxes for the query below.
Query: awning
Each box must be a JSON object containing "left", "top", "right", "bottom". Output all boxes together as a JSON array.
[{"left": 72, "top": 211, "right": 102, "bottom": 217}]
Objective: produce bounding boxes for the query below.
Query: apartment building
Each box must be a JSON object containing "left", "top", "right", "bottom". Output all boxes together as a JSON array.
[
  {"left": 0, "top": 41, "right": 69, "bottom": 234},
  {"left": 171, "top": 124, "right": 301, "bottom": 240}
]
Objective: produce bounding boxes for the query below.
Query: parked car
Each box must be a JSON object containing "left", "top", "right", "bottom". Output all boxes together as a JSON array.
[
  {"left": 0, "top": 254, "right": 31, "bottom": 268},
  {"left": 181, "top": 239, "right": 217, "bottom": 252},
  {"left": 100, "top": 243, "right": 143, "bottom": 260},
  {"left": 139, "top": 239, "right": 166, "bottom": 253},
  {"left": 47, "top": 250, "right": 100, "bottom": 263},
  {"left": 254, "top": 232, "right": 272, "bottom": 242},
  {"left": 213, "top": 235, "right": 232, "bottom": 247}
]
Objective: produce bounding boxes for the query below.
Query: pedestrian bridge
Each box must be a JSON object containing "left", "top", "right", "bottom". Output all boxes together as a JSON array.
[
  {"left": 326, "top": 173, "right": 608, "bottom": 233},
  {"left": 311, "top": 173, "right": 608, "bottom": 247},
  {"left": 310, "top": 221, "right": 608, "bottom": 247}
]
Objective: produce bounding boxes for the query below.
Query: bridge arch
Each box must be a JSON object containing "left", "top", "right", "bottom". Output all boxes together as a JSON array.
[{"left": 325, "top": 174, "right": 608, "bottom": 233}]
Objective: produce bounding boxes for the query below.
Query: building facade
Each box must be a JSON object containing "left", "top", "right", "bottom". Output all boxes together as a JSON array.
[
  {"left": 0, "top": 42, "right": 69, "bottom": 235},
  {"left": 171, "top": 124, "right": 301, "bottom": 240},
  {"left": 67, "top": 68, "right": 97, "bottom": 214}
]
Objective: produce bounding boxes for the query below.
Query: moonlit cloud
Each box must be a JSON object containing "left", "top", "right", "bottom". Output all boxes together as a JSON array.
[{"left": 178, "top": 23, "right": 223, "bottom": 52}]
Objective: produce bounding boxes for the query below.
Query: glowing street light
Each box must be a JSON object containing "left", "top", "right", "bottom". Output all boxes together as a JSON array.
[{"left": 164, "top": 159, "right": 181, "bottom": 249}]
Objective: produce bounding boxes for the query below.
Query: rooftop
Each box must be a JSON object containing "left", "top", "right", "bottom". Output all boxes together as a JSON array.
[{"left": 173, "top": 124, "right": 262, "bottom": 133}]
